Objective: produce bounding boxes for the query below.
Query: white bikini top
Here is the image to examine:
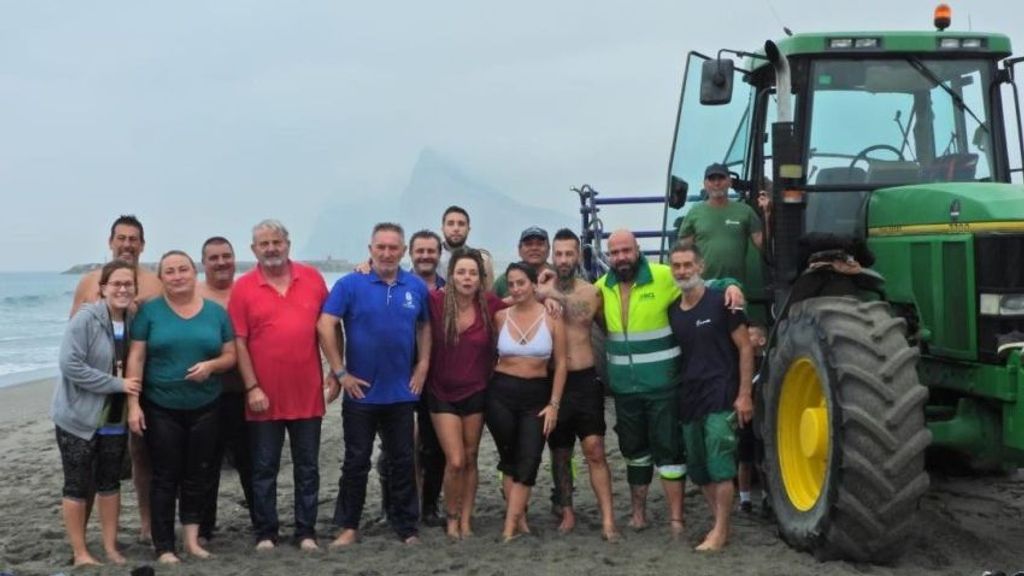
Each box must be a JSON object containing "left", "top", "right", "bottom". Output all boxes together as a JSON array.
[{"left": 497, "top": 310, "right": 552, "bottom": 359}]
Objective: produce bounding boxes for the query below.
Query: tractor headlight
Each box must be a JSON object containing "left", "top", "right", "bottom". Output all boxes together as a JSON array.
[{"left": 980, "top": 293, "right": 1024, "bottom": 316}]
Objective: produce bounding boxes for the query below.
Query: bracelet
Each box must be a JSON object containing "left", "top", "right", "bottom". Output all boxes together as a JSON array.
[
  {"left": 333, "top": 368, "right": 348, "bottom": 380},
  {"left": 549, "top": 400, "right": 560, "bottom": 410},
  {"left": 245, "top": 383, "right": 259, "bottom": 392}
]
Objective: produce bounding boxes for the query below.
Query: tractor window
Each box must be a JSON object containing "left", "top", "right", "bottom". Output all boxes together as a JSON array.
[
  {"left": 666, "top": 52, "right": 753, "bottom": 243},
  {"left": 807, "top": 58, "right": 995, "bottom": 186}
]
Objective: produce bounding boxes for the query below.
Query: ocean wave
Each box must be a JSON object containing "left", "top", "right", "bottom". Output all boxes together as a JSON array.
[{"left": 0, "top": 293, "right": 67, "bottom": 307}]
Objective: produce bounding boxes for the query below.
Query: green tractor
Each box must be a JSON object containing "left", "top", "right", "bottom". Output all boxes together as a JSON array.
[{"left": 659, "top": 6, "right": 1024, "bottom": 563}]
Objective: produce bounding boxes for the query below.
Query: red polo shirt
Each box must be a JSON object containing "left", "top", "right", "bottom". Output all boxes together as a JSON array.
[{"left": 228, "top": 261, "right": 328, "bottom": 421}]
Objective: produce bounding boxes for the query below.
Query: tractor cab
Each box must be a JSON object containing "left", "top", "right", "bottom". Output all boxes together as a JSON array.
[{"left": 656, "top": 5, "right": 1024, "bottom": 563}]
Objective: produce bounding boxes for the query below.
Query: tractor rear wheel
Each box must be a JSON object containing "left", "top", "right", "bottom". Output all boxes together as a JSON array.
[{"left": 762, "top": 296, "right": 931, "bottom": 563}]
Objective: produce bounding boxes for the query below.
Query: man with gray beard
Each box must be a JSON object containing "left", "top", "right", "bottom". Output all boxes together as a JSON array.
[
  {"left": 667, "top": 243, "right": 753, "bottom": 551},
  {"left": 228, "top": 220, "right": 328, "bottom": 552},
  {"left": 676, "top": 163, "right": 763, "bottom": 285}
]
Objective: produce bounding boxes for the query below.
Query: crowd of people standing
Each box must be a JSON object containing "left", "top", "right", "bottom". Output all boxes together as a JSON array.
[{"left": 52, "top": 163, "right": 768, "bottom": 566}]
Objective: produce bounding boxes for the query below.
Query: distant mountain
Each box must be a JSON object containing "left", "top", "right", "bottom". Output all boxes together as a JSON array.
[{"left": 303, "top": 148, "right": 574, "bottom": 263}]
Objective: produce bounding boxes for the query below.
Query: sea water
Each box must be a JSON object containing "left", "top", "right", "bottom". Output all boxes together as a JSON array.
[{"left": 0, "top": 271, "right": 347, "bottom": 389}]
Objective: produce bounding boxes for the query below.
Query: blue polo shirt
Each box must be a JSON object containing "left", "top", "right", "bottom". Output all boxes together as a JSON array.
[{"left": 323, "top": 269, "right": 429, "bottom": 405}]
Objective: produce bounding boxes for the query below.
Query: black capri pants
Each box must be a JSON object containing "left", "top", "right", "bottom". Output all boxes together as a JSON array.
[
  {"left": 485, "top": 372, "right": 550, "bottom": 487},
  {"left": 55, "top": 426, "right": 127, "bottom": 500}
]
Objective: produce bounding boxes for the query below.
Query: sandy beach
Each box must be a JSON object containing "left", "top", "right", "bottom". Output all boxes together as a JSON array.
[{"left": 2, "top": 379, "right": 1023, "bottom": 576}]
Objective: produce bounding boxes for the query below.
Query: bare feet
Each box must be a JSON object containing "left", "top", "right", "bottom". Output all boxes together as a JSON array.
[
  {"left": 255, "top": 539, "right": 275, "bottom": 551},
  {"left": 104, "top": 548, "right": 127, "bottom": 565},
  {"left": 329, "top": 529, "right": 359, "bottom": 548},
  {"left": 299, "top": 538, "right": 319, "bottom": 552},
  {"left": 156, "top": 552, "right": 181, "bottom": 564},
  {"left": 601, "top": 524, "right": 621, "bottom": 542},
  {"left": 557, "top": 507, "right": 576, "bottom": 534},
  {"left": 517, "top": 515, "right": 531, "bottom": 535},
  {"left": 184, "top": 543, "right": 212, "bottom": 559},
  {"left": 459, "top": 519, "right": 474, "bottom": 540},
  {"left": 72, "top": 552, "right": 102, "bottom": 567},
  {"left": 403, "top": 535, "right": 421, "bottom": 545},
  {"left": 695, "top": 529, "right": 727, "bottom": 551},
  {"left": 670, "top": 518, "right": 686, "bottom": 541},
  {"left": 501, "top": 531, "right": 522, "bottom": 543},
  {"left": 627, "top": 513, "right": 648, "bottom": 531},
  {"left": 446, "top": 513, "right": 461, "bottom": 541}
]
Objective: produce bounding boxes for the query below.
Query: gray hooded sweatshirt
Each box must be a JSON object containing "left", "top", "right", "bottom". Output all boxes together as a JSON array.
[{"left": 51, "top": 301, "right": 129, "bottom": 440}]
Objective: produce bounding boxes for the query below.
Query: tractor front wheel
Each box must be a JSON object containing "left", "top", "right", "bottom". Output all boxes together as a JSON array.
[{"left": 762, "top": 297, "right": 931, "bottom": 563}]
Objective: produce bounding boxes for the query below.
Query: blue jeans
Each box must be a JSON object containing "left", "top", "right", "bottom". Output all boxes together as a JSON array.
[
  {"left": 249, "top": 418, "right": 322, "bottom": 543},
  {"left": 334, "top": 401, "right": 418, "bottom": 539}
]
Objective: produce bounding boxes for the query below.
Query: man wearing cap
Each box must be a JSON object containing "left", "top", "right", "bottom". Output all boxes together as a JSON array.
[
  {"left": 677, "top": 163, "right": 764, "bottom": 285},
  {"left": 493, "top": 226, "right": 553, "bottom": 298}
]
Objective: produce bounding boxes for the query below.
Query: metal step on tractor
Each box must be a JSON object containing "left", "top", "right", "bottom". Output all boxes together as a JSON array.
[{"left": 576, "top": 4, "right": 1024, "bottom": 563}]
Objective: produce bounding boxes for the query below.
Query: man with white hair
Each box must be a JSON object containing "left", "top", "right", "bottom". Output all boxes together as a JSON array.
[{"left": 227, "top": 219, "right": 329, "bottom": 552}]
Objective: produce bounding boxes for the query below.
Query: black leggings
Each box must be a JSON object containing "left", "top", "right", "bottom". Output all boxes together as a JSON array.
[
  {"left": 485, "top": 373, "right": 550, "bottom": 486},
  {"left": 143, "top": 398, "right": 220, "bottom": 556},
  {"left": 55, "top": 426, "right": 127, "bottom": 500}
]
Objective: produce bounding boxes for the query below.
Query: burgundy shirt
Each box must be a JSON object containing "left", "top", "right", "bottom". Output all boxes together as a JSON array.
[{"left": 427, "top": 290, "right": 507, "bottom": 402}]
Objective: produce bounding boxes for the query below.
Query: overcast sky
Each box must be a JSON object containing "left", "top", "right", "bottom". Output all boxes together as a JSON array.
[{"left": 1, "top": 0, "right": 1020, "bottom": 270}]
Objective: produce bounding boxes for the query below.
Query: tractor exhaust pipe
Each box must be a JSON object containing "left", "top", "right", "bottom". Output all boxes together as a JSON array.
[{"left": 765, "top": 40, "right": 792, "bottom": 122}]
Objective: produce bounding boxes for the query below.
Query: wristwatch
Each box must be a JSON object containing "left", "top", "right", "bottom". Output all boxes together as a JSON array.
[{"left": 333, "top": 368, "right": 348, "bottom": 380}]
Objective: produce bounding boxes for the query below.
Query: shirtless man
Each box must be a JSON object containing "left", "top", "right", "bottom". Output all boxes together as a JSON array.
[
  {"left": 540, "top": 229, "right": 618, "bottom": 541},
  {"left": 196, "top": 237, "right": 256, "bottom": 541},
  {"left": 69, "top": 214, "right": 162, "bottom": 543},
  {"left": 70, "top": 215, "right": 162, "bottom": 316}
]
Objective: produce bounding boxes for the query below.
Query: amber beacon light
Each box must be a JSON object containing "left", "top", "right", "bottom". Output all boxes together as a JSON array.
[{"left": 934, "top": 4, "right": 952, "bottom": 31}]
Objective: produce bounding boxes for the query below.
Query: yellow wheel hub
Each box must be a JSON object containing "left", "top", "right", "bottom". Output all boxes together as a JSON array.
[{"left": 777, "top": 357, "right": 830, "bottom": 512}]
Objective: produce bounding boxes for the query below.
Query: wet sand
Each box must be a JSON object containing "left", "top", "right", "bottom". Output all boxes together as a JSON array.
[{"left": 2, "top": 378, "right": 1024, "bottom": 575}]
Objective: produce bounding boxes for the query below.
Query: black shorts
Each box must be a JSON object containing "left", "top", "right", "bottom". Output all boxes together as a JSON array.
[
  {"left": 427, "top": 389, "right": 486, "bottom": 416},
  {"left": 548, "top": 367, "right": 607, "bottom": 449},
  {"left": 737, "top": 419, "right": 759, "bottom": 464}
]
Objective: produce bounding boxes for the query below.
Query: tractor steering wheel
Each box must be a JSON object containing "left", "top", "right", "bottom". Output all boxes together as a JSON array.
[{"left": 848, "top": 144, "right": 905, "bottom": 172}]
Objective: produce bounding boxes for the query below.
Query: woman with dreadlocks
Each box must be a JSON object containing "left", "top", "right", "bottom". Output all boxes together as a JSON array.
[{"left": 425, "top": 248, "right": 507, "bottom": 541}]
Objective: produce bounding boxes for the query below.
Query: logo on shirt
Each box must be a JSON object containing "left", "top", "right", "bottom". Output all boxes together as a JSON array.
[
  {"left": 695, "top": 318, "right": 712, "bottom": 327},
  {"left": 403, "top": 291, "right": 417, "bottom": 310},
  {"left": 639, "top": 292, "right": 656, "bottom": 301},
  {"left": 725, "top": 219, "right": 741, "bottom": 226}
]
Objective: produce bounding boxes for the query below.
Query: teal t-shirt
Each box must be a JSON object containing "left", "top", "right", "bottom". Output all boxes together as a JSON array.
[
  {"left": 132, "top": 298, "right": 234, "bottom": 410},
  {"left": 677, "top": 201, "right": 762, "bottom": 284}
]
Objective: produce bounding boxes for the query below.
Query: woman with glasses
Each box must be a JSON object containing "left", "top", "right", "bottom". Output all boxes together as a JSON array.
[
  {"left": 127, "top": 250, "right": 236, "bottom": 564},
  {"left": 52, "top": 261, "right": 142, "bottom": 566}
]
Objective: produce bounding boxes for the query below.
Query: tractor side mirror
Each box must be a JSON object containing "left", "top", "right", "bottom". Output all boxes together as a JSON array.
[
  {"left": 668, "top": 176, "right": 688, "bottom": 209},
  {"left": 700, "top": 58, "right": 734, "bottom": 105}
]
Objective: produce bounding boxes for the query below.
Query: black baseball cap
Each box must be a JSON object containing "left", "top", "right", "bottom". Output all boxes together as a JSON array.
[
  {"left": 704, "top": 163, "right": 730, "bottom": 179},
  {"left": 519, "top": 226, "right": 549, "bottom": 243}
]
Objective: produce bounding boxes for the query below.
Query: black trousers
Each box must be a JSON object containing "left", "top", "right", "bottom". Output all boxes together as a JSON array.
[
  {"left": 378, "top": 397, "right": 445, "bottom": 517},
  {"left": 335, "top": 401, "right": 419, "bottom": 539},
  {"left": 485, "top": 373, "right": 550, "bottom": 487},
  {"left": 143, "top": 398, "right": 220, "bottom": 556},
  {"left": 200, "top": 390, "right": 254, "bottom": 539}
]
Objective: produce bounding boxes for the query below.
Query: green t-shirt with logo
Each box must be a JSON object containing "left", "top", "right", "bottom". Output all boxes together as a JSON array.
[{"left": 677, "top": 201, "right": 762, "bottom": 284}]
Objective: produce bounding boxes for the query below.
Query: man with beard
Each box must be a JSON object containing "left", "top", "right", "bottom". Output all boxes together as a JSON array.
[
  {"left": 493, "top": 226, "right": 551, "bottom": 298},
  {"left": 596, "top": 229, "right": 743, "bottom": 535},
  {"left": 229, "top": 220, "right": 329, "bottom": 551},
  {"left": 439, "top": 206, "right": 495, "bottom": 291},
  {"left": 196, "top": 237, "right": 255, "bottom": 541},
  {"left": 70, "top": 214, "right": 163, "bottom": 543},
  {"left": 667, "top": 243, "right": 753, "bottom": 551},
  {"left": 539, "top": 229, "right": 617, "bottom": 541},
  {"left": 677, "top": 163, "right": 764, "bottom": 285}
]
